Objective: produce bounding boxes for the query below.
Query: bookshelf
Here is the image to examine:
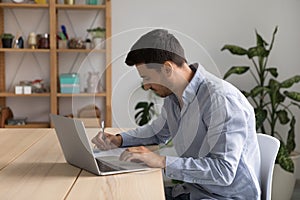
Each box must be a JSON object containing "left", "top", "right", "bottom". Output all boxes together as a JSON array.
[{"left": 0, "top": 0, "right": 111, "bottom": 128}]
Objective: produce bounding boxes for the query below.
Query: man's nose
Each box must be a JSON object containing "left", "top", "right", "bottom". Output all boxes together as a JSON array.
[{"left": 143, "top": 83, "right": 151, "bottom": 90}]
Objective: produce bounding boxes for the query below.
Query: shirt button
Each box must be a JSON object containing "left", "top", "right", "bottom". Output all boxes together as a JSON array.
[{"left": 170, "top": 174, "right": 174, "bottom": 178}]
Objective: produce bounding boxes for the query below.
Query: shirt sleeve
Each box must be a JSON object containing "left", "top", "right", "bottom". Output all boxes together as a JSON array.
[
  {"left": 165, "top": 94, "right": 251, "bottom": 186},
  {"left": 120, "top": 105, "right": 171, "bottom": 147}
]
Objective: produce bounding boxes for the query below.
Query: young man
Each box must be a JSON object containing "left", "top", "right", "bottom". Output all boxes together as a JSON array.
[{"left": 92, "top": 29, "right": 261, "bottom": 200}]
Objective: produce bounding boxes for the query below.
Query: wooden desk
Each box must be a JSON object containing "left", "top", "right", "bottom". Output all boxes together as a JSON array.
[{"left": 0, "top": 128, "right": 165, "bottom": 200}]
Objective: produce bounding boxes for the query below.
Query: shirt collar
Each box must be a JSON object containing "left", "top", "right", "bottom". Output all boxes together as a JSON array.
[
  {"left": 182, "top": 63, "right": 204, "bottom": 104},
  {"left": 169, "top": 63, "right": 205, "bottom": 105}
]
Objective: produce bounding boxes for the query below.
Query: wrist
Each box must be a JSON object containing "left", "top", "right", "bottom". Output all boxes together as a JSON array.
[{"left": 115, "top": 134, "right": 123, "bottom": 147}]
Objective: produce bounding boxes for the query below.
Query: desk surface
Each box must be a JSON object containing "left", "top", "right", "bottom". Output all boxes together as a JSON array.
[{"left": 0, "top": 128, "right": 165, "bottom": 200}]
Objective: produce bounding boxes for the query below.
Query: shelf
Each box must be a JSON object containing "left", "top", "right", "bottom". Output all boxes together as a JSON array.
[
  {"left": 0, "top": 48, "right": 50, "bottom": 53},
  {"left": 55, "top": 4, "right": 105, "bottom": 10},
  {"left": 0, "top": 3, "right": 105, "bottom": 9},
  {"left": 0, "top": 92, "right": 50, "bottom": 97},
  {"left": 0, "top": 3, "right": 49, "bottom": 8},
  {"left": 56, "top": 49, "right": 106, "bottom": 53},
  {"left": 4, "top": 122, "right": 49, "bottom": 128},
  {"left": 57, "top": 93, "right": 106, "bottom": 97}
]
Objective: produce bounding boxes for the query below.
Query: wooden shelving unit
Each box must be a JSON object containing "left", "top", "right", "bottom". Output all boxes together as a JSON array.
[{"left": 0, "top": 0, "right": 112, "bottom": 128}]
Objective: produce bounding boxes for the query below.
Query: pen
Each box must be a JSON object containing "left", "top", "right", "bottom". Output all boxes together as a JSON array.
[{"left": 101, "top": 120, "right": 106, "bottom": 140}]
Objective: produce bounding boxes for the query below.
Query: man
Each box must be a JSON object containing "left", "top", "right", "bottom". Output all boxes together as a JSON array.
[{"left": 92, "top": 29, "right": 261, "bottom": 200}]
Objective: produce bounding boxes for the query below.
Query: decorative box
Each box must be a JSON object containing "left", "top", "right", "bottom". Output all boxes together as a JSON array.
[
  {"left": 15, "top": 85, "right": 23, "bottom": 94},
  {"left": 59, "top": 73, "right": 80, "bottom": 93},
  {"left": 23, "top": 86, "right": 32, "bottom": 94}
]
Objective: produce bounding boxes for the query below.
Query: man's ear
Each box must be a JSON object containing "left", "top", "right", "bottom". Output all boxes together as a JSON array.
[{"left": 162, "top": 61, "right": 174, "bottom": 77}]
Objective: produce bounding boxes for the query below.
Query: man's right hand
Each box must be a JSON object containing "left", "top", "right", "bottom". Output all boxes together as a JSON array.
[{"left": 91, "top": 132, "right": 123, "bottom": 150}]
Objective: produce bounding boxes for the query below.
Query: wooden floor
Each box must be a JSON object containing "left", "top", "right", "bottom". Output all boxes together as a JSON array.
[{"left": 292, "top": 179, "right": 300, "bottom": 200}]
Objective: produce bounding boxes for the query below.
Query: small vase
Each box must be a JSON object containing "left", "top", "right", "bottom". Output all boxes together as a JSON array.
[
  {"left": 87, "top": 72, "right": 100, "bottom": 93},
  {"left": 2, "top": 38, "right": 13, "bottom": 48}
]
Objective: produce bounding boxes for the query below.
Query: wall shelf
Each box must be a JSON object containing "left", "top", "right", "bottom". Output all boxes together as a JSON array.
[
  {"left": 0, "top": 3, "right": 49, "bottom": 9},
  {"left": 56, "top": 49, "right": 106, "bottom": 53},
  {"left": 57, "top": 93, "right": 106, "bottom": 97},
  {"left": 55, "top": 4, "right": 105, "bottom": 10},
  {"left": 0, "top": 48, "right": 50, "bottom": 53},
  {"left": 0, "top": 92, "right": 50, "bottom": 97}
]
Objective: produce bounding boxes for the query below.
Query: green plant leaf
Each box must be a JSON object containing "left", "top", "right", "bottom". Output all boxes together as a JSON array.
[
  {"left": 268, "top": 79, "right": 285, "bottom": 103},
  {"left": 221, "top": 45, "right": 248, "bottom": 56},
  {"left": 241, "top": 90, "right": 251, "bottom": 98},
  {"left": 1, "top": 33, "right": 14, "bottom": 39},
  {"left": 276, "top": 110, "right": 290, "bottom": 124},
  {"left": 255, "top": 30, "right": 268, "bottom": 47},
  {"left": 269, "top": 78, "right": 280, "bottom": 86},
  {"left": 255, "top": 108, "right": 267, "bottom": 130},
  {"left": 276, "top": 142, "right": 294, "bottom": 173},
  {"left": 134, "top": 102, "right": 155, "bottom": 126},
  {"left": 269, "top": 26, "right": 278, "bottom": 52},
  {"left": 247, "top": 46, "right": 269, "bottom": 59},
  {"left": 287, "top": 116, "right": 296, "bottom": 154},
  {"left": 280, "top": 75, "right": 300, "bottom": 88},
  {"left": 266, "top": 68, "right": 278, "bottom": 78},
  {"left": 135, "top": 102, "right": 149, "bottom": 109},
  {"left": 268, "top": 79, "right": 280, "bottom": 91},
  {"left": 223, "top": 66, "right": 250, "bottom": 79},
  {"left": 284, "top": 91, "right": 300, "bottom": 102},
  {"left": 250, "top": 86, "right": 266, "bottom": 98},
  {"left": 276, "top": 91, "right": 286, "bottom": 104}
]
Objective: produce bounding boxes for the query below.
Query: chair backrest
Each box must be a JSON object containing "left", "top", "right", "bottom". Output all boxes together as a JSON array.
[{"left": 257, "top": 133, "right": 280, "bottom": 200}]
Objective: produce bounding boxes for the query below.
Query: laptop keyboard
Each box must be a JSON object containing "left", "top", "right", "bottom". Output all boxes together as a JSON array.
[{"left": 96, "top": 158, "right": 125, "bottom": 172}]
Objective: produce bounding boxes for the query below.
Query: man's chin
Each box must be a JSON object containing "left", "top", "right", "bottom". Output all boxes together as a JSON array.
[{"left": 154, "top": 92, "right": 167, "bottom": 98}]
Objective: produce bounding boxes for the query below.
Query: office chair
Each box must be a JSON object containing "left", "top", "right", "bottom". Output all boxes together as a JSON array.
[{"left": 257, "top": 133, "right": 280, "bottom": 200}]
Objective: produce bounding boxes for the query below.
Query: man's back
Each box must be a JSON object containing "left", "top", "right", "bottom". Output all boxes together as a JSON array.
[{"left": 161, "top": 63, "right": 261, "bottom": 199}]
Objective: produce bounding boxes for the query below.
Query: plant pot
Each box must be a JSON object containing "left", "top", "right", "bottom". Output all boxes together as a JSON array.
[
  {"left": 272, "top": 152, "right": 300, "bottom": 200},
  {"left": 2, "top": 38, "right": 13, "bottom": 48},
  {"left": 92, "top": 38, "right": 105, "bottom": 49}
]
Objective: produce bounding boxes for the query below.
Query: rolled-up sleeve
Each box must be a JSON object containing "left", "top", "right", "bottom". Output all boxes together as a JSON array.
[{"left": 120, "top": 105, "right": 171, "bottom": 147}]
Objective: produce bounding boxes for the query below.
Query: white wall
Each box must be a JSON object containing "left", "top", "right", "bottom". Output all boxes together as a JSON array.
[{"left": 110, "top": 0, "right": 300, "bottom": 177}]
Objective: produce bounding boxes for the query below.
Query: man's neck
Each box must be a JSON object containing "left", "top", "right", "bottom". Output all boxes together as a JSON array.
[{"left": 173, "top": 63, "right": 195, "bottom": 108}]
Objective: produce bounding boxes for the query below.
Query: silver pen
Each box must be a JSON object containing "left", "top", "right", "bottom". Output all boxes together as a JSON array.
[
  {"left": 93, "top": 120, "right": 105, "bottom": 151},
  {"left": 101, "top": 120, "right": 106, "bottom": 140}
]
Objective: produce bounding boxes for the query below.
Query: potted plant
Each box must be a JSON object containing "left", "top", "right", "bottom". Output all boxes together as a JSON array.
[
  {"left": 1, "top": 33, "right": 14, "bottom": 48},
  {"left": 134, "top": 84, "right": 159, "bottom": 126},
  {"left": 86, "top": 27, "right": 106, "bottom": 49},
  {"left": 87, "top": 27, "right": 106, "bottom": 38},
  {"left": 221, "top": 26, "right": 300, "bottom": 199}
]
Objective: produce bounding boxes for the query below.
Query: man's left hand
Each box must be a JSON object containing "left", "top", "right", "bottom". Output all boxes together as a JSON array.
[{"left": 119, "top": 146, "right": 166, "bottom": 168}]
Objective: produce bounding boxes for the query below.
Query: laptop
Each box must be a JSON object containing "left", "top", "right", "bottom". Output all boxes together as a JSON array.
[{"left": 50, "top": 114, "right": 149, "bottom": 175}]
